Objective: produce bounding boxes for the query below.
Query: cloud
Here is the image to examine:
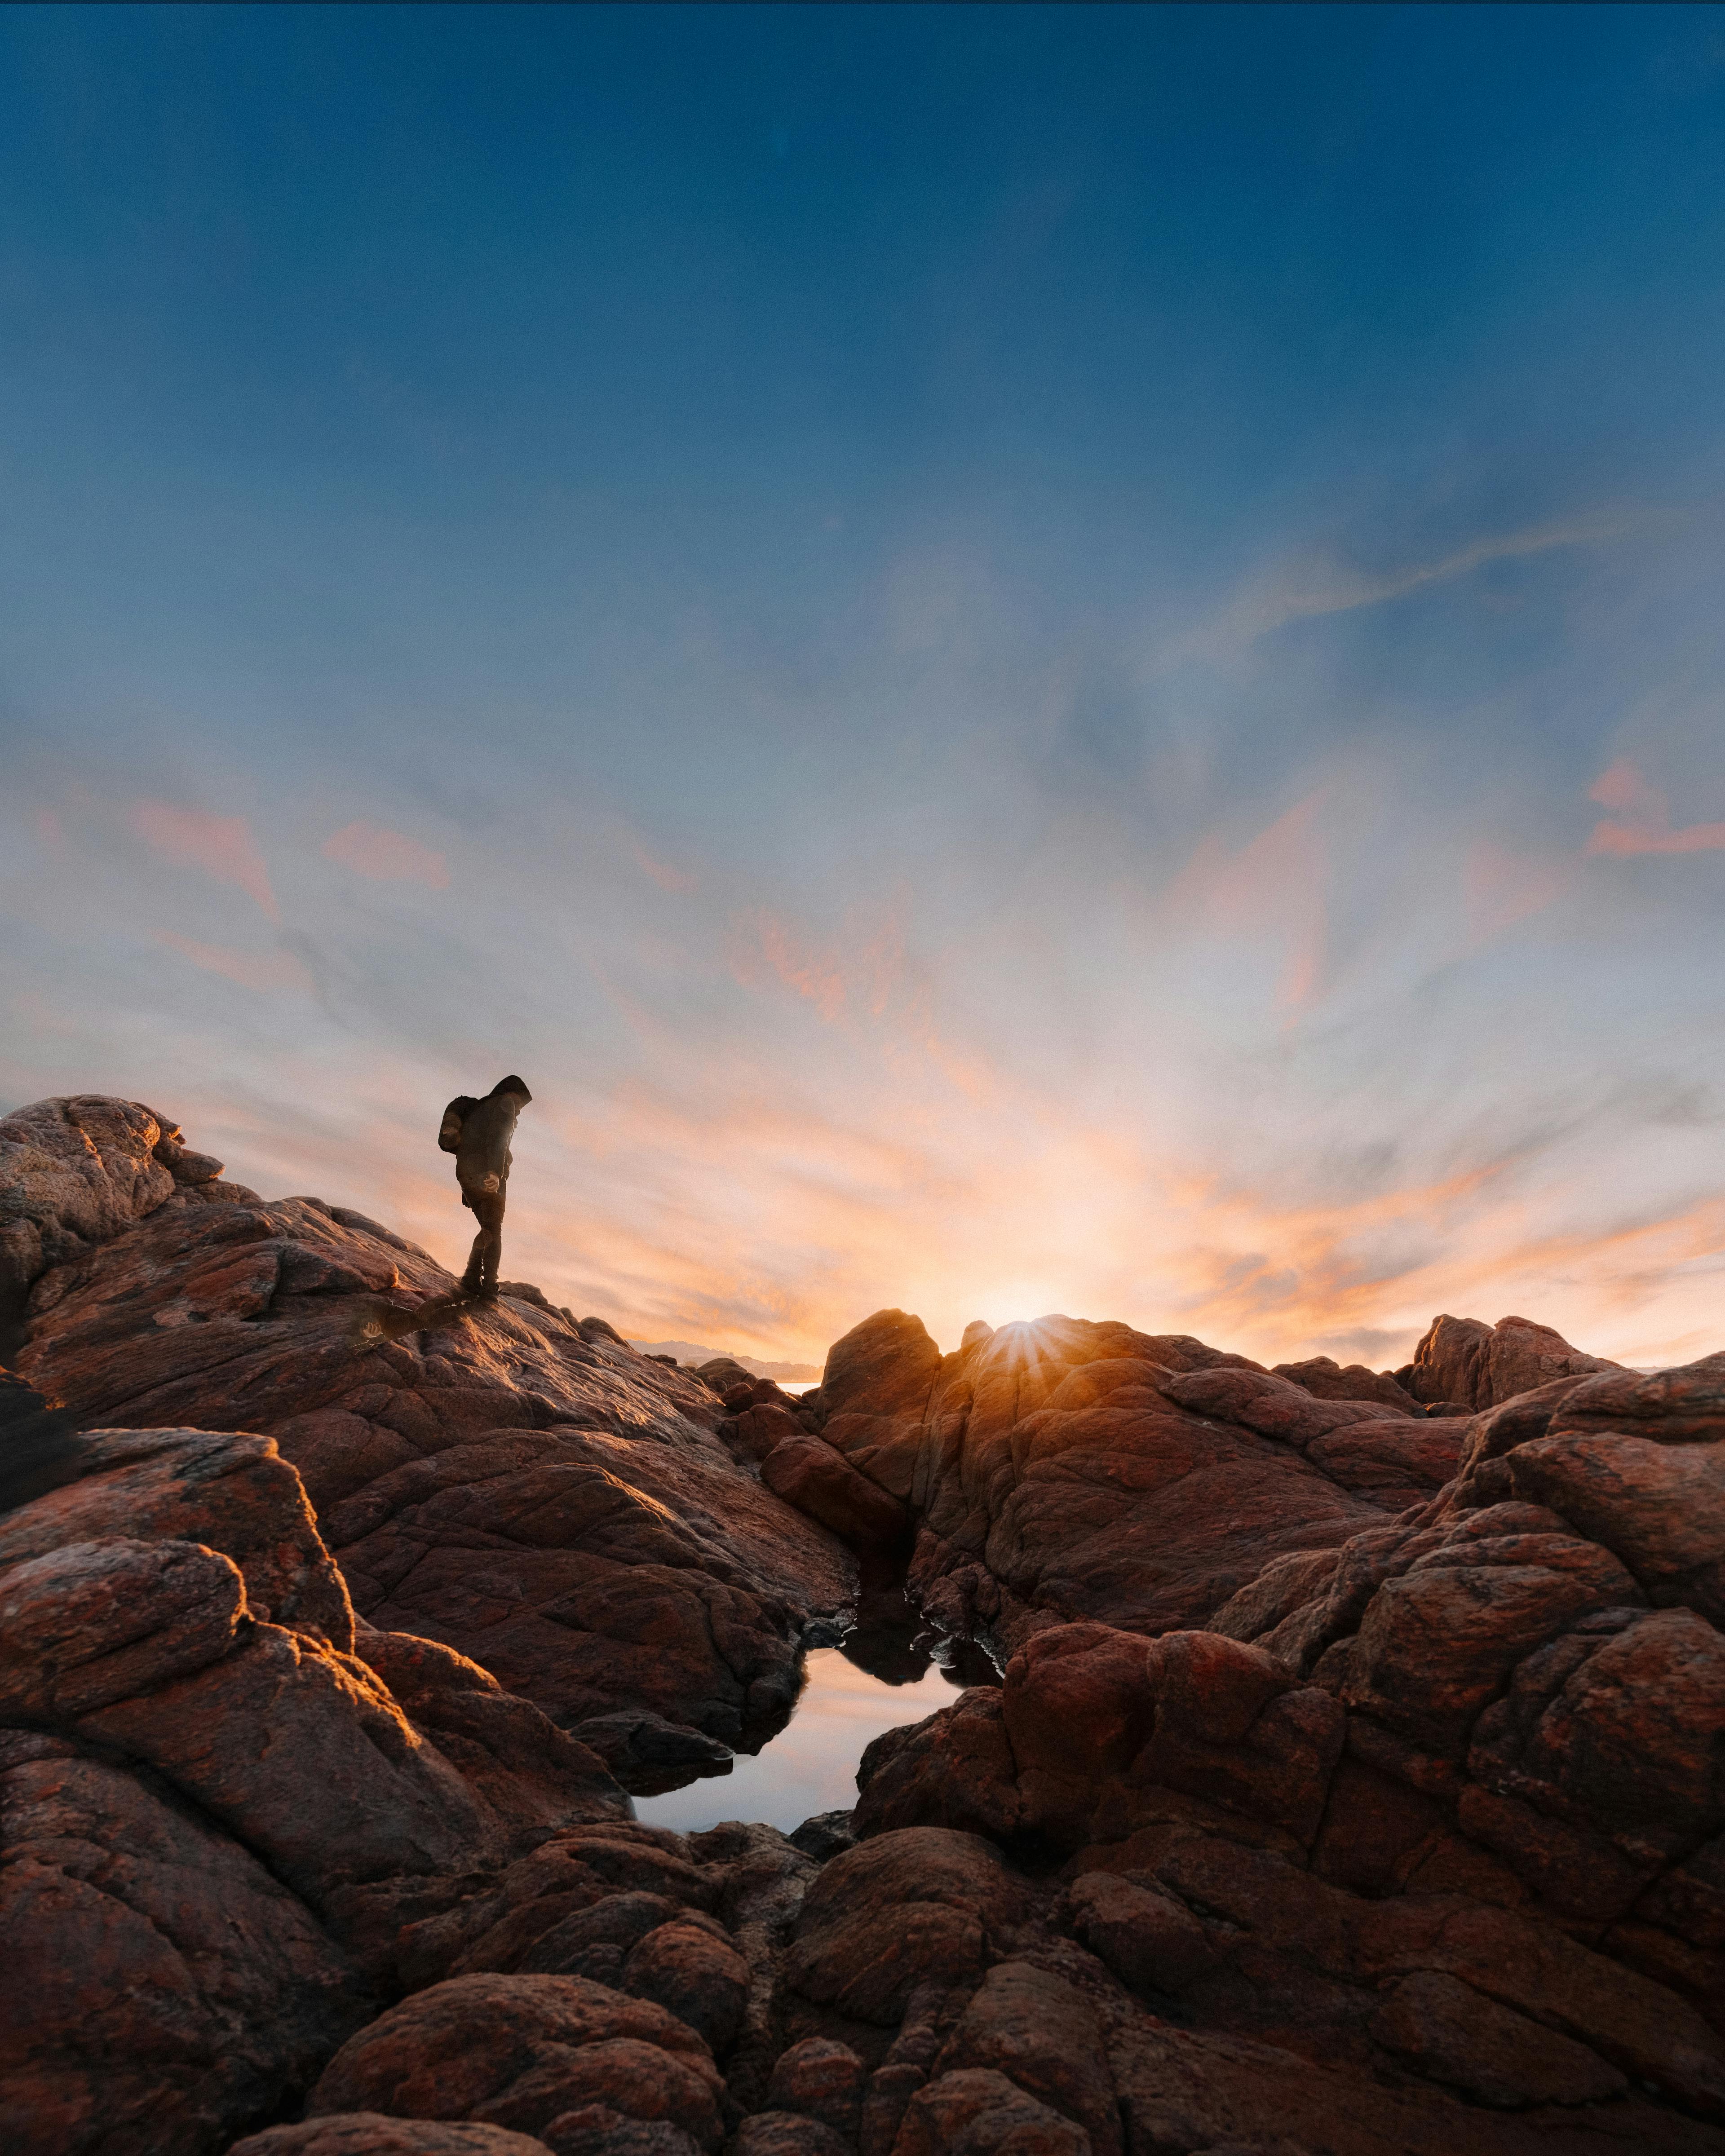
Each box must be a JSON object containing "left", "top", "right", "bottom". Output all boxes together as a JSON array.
[
  {"left": 322, "top": 820, "right": 450, "bottom": 887},
  {"left": 1584, "top": 759, "right": 1725, "bottom": 857},
  {"left": 155, "top": 932, "right": 314, "bottom": 995},
  {"left": 1167, "top": 790, "right": 1329, "bottom": 1010},
  {"left": 1185, "top": 507, "right": 1650, "bottom": 658},
  {"left": 1464, "top": 840, "right": 1571, "bottom": 945},
  {"left": 737, "top": 910, "right": 850, "bottom": 1021},
  {"left": 129, "top": 800, "right": 279, "bottom": 919},
  {"left": 630, "top": 838, "right": 698, "bottom": 894}
]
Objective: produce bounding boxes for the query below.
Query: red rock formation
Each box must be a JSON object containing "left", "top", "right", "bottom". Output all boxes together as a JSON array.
[
  {"left": 7, "top": 1098, "right": 857, "bottom": 1750},
  {"left": 6, "top": 1096, "right": 1724, "bottom": 2156},
  {"left": 814, "top": 1309, "right": 1450, "bottom": 1655},
  {"left": 1408, "top": 1311, "right": 1623, "bottom": 1410}
]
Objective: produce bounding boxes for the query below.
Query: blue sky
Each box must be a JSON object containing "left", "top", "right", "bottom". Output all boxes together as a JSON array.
[{"left": 4, "top": 5, "right": 1724, "bottom": 1367}]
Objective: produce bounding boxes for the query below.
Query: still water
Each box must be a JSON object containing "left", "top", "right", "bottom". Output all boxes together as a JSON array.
[{"left": 631, "top": 1589, "right": 1000, "bottom": 1836}]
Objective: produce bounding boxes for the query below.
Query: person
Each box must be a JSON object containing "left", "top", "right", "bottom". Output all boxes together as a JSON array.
[{"left": 439, "top": 1075, "right": 533, "bottom": 1297}]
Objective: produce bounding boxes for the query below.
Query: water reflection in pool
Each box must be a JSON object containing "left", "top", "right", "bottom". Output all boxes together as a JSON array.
[{"left": 631, "top": 1585, "right": 999, "bottom": 1837}]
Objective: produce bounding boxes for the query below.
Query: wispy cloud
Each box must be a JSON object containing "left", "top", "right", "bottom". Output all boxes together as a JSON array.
[
  {"left": 1463, "top": 840, "right": 1572, "bottom": 945},
  {"left": 629, "top": 838, "right": 698, "bottom": 895},
  {"left": 1166, "top": 790, "right": 1329, "bottom": 1011},
  {"left": 1183, "top": 507, "right": 1654, "bottom": 659},
  {"left": 323, "top": 821, "right": 450, "bottom": 888},
  {"left": 155, "top": 931, "right": 313, "bottom": 994},
  {"left": 1584, "top": 759, "right": 1725, "bottom": 857},
  {"left": 129, "top": 801, "right": 279, "bottom": 919}
]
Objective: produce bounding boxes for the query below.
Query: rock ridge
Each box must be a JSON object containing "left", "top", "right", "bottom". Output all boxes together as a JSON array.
[{"left": 2, "top": 1095, "right": 1722, "bottom": 2156}]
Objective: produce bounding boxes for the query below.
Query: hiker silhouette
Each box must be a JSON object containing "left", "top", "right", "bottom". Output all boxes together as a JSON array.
[{"left": 439, "top": 1075, "right": 533, "bottom": 1296}]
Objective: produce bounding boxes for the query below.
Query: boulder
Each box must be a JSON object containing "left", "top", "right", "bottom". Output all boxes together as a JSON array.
[
  {"left": 230, "top": 2123, "right": 554, "bottom": 2155},
  {"left": 1, "top": 1729, "right": 363, "bottom": 2156},
  {"left": 782, "top": 1829, "right": 1026, "bottom": 2028},
  {"left": 764, "top": 2037, "right": 868, "bottom": 2139},
  {"left": 305, "top": 1974, "right": 725, "bottom": 2151},
  {"left": 1409, "top": 1313, "right": 1620, "bottom": 1411},
  {"left": 761, "top": 1435, "right": 910, "bottom": 1553}
]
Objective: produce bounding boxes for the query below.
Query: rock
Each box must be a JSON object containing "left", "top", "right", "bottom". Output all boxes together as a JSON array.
[
  {"left": 928, "top": 1962, "right": 1119, "bottom": 2156},
  {"left": 783, "top": 1829, "right": 1026, "bottom": 2028},
  {"left": 818, "top": 1310, "right": 1389, "bottom": 1656},
  {"left": 728, "top": 1403, "right": 808, "bottom": 1467},
  {"left": 1063, "top": 1871, "right": 1218, "bottom": 1997},
  {"left": 230, "top": 2123, "right": 555, "bottom": 2155},
  {"left": 306, "top": 1974, "right": 725, "bottom": 2152},
  {"left": 0, "top": 1369, "right": 88, "bottom": 1511},
  {"left": 566, "top": 1710, "right": 733, "bottom": 1789},
  {"left": 1302, "top": 1418, "right": 1463, "bottom": 1507},
  {"left": 0, "top": 1423, "right": 354, "bottom": 1647},
  {"left": 1, "top": 1730, "right": 363, "bottom": 2156},
  {"left": 1370, "top": 1969, "right": 1627, "bottom": 2107},
  {"left": 854, "top": 1689, "right": 1022, "bottom": 1844},
  {"left": 0, "top": 1097, "right": 182, "bottom": 1336},
  {"left": 1491, "top": 1430, "right": 1725, "bottom": 1623},
  {"left": 1271, "top": 1356, "right": 1420, "bottom": 1414},
  {"left": 787, "top": 1811, "right": 856, "bottom": 1863},
  {"left": 862, "top": 1622, "right": 1343, "bottom": 1856},
  {"left": 10, "top": 1095, "right": 1725, "bottom": 2156},
  {"left": 402, "top": 1830, "right": 720, "bottom": 1990},
  {"left": 540, "top": 2116, "right": 701, "bottom": 2156},
  {"left": 354, "top": 1627, "right": 622, "bottom": 1836},
  {"left": 890, "top": 2069, "right": 1090, "bottom": 2156},
  {"left": 620, "top": 1920, "right": 751, "bottom": 2053},
  {"left": 1546, "top": 1352, "right": 1725, "bottom": 1445},
  {"left": 761, "top": 1436, "right": 910, "bottom": 1554},
  {"left": 729, "top": 2117, "right": 850, "bottom": 2156},
  {"left": 1408, "top": 1313, "right": 1620, "bottom": 1411},
  {"left": 12, "top": 1113, "right": 857, "bottom": 1747},
  {"left": 765, "top": 2037, "right": 868, "bottom": 2138}
]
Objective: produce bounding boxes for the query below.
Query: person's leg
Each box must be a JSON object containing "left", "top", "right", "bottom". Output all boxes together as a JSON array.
[
  {"left": 461, "top": 1222, "right": 488, "bottom": 1294},
  {"left": 474, "top": 1189, "right": 506, "bottom": 1294}
]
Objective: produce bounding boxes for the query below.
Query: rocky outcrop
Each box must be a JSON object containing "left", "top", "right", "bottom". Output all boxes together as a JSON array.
[
  {"left": 0, "top": 1096, "right": 230, "bottom": 1343},
  {"left": 828, "top": 1340, "right": 1725, "bottom": 2147},
  {"left": 9, "top": 1099, "right": 857, "bottom": 1750},
  {"left": 1407, "top": 1312, "right": 1623, "bottom": 1411},
  {"left": 0, "top": 1407, "right": 641, "bottom": 2156},
  {"left": 811, "top": 1309, "right": 1460, "bottom": 1658},
  {"left": 6, "top": 1096, "right": 1724, "bottom": 2156}
]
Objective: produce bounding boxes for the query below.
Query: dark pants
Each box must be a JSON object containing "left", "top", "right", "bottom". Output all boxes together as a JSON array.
[{"left": 460, "top": 1186, "right": 506, "bottom": 1294}]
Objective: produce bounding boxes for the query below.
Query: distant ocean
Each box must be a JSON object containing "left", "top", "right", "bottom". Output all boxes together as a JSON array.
[{"left": 629, "top": 1338, "right": 822, "bottom": 1385}]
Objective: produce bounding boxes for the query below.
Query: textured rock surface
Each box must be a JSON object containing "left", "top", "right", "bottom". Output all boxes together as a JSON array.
[
  {"left": 231, "top": 2122, "right": 553, "bottom": 2156},
  {"left": 0, "top": 1096, "right": 214, "bottom": 1340},
  {"left": 0, "top": 1404, "right": 642, "bottom": 2156},
  {"left": 1408, "top": 1311, "right": 1623, "bottom": 1411},
  {"left": 12, "top": 1102, "right": 856, "bottom": 1746},
  {"left": 305, "top": 1973, "right": 725, "bottom": 2149},
  {"left": 5, "top": 1097, "right": 1725, "bottom": 2156},
  {"left": 814, "top": 1309, "right": 1418, "bottom": 1657},
  {"left": 832, "top": 1324, "right": 1725, "bottom": 2151}
]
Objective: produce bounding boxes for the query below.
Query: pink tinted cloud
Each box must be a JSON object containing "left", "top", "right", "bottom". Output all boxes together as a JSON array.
[
  {"left": 129, "top": 800, "right": 279, "bottom": 918},
  {"left": 156, "top": 932, "right": 313, "bottom": 994},
  {"left": 322, "top": 820, "right": 450, "bottom": 887},
  {"left": 1169, "top": 790, "right": 1329, "bottom": 1010},
  {"left": 630, "top": 838, "right": 698, "bottom": 894},
  {"left": 1464, "top": 841, "right": 1570, "bottom": 944},
  {"left": 735, "top": 909, "right": 850, "bottom": 1022},
  {"left": 1585, "top": 760, "right": 1725, "bottom": 857}
]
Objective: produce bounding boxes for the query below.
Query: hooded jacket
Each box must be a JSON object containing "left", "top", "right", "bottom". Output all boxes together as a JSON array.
[{"left": 439, "top": 1076, "right": 532, "bottom": 1199}]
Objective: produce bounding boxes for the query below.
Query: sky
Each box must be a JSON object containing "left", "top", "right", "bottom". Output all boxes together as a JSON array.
[{"left": 3, "top": 5, "right": 1724, "bottom": 1372}]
